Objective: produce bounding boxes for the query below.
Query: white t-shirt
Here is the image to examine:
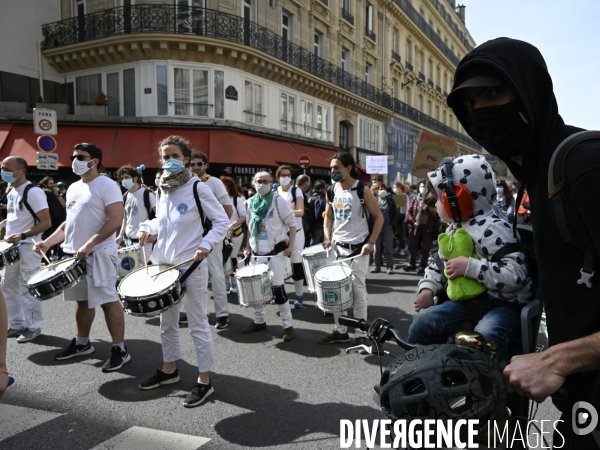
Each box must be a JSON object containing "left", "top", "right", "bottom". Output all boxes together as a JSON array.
[
  {"left": 331, "top": 181, "right": 369, "bottom": 245},
  {"left": 230, "top": 195, "right": 247, "bottom": 226},
  {"left": 201, "top": 175, "right": 232, "bottom": 207},
  {"left": 62, "top": 176, "right": 123, "bottom": 254},
  {"left": 278, "top": 186, "right": 303, "bottom": 230},
  {"left": 6, "top": 182, "right": 49, "bottom": 242},
  {"left": 246, "top": 194, "right": 295, "bottom": 255},
  {"left": 124, "top": 188, "right": 156, "bottom": 238}
]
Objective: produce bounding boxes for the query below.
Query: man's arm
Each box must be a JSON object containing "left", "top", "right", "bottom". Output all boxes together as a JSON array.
[
  {"left": 223, "top": 204, "right": 233, "bottom": 219},
  {"left": 6, "top": 209, "right": 51, "bottom": 244},
  {"left": 323, "top": 199, "right": 333, "bottom": 248}
]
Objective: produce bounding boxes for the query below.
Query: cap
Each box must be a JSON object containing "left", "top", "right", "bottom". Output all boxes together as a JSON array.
[
  {"left": 447, "top": 66, "right": 504, "bottom": 109},
  {"left": 73, "top": 143, "right": 102, "bottom": 162}
]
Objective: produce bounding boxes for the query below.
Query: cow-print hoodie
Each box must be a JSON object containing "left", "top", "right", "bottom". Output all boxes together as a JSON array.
[{"left": 418, "top": 154, "right": 533, "bottom": 304}]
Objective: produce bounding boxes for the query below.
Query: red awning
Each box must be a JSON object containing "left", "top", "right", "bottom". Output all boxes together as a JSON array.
[{"left": 0, "top": 124, "right": 337, "bottom": 170}]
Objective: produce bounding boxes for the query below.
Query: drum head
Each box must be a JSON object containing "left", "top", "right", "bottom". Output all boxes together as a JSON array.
[
  {"left": 301, "top": 244, "right": 326, "bottom": 256},
  {"left": 119, "top": 265, "right": 179, "bottom": 297},
  {"left": 0, "top": 241, "right": 15, "bottom": 252},
  {"left": 236, "top": 263, "right": 269, "bottom": 278},
  {"left": 118, "top": 245, "right": 140, "bottom": 254},
  {"left": 315, "top": 263, "right": 351, "bottom": 282},
  {"left": 28, "top": 258, "right": 80, "bottom": 285}
]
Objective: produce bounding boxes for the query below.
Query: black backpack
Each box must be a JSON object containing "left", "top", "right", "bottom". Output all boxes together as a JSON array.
[
  {"left": 123, "top": 188, "right": 156, "bottom": 220},
  {"left": 326, "top": 180, "right": 372, "bottom": 233},
  {"left": 20, "top": 185, "right": 66, "bottom": 239}
]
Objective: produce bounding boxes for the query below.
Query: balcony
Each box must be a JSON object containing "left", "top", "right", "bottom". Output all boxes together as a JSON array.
[
  {"left": 391, "top": 50, "right": 401, "bottom": 63},
  {"left": 436, "top": 85, "right": 442, "bottom": 94},
  {"left": 318, "top": 0, "right": 329, "bottom": 6},
  {"left": 341, "top": 8, "right": 354, "bottom": 26},
  {"left": 430, "top": 0, "right": 473, "bottom": 51},
  {"left": 405, "top": 61, "right": 414, "bottom": 72},
  {"left": 428, "top": 79, "right": 434, "bottom": 88},
  {"left": 365, "top": 27, "right": 376, "bottom": 42},
  {"left": 418, "top": 72, "right": 426, "bottom": 81}
]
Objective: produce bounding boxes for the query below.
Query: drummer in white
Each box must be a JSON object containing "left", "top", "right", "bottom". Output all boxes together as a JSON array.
[
  {"left": 35, "top": 143, "right": 130, "bottom": 372},
  {"left": 320, "top": 152, "right": 383, "bottom": 350},
  {"left": 0, "top": 156, "right": 50, "bottom": 343},
  {"left": 137, "top": 135, "right": 228, "bottom": 408},
  {"left": 220, "top": 176, "right": 246, "bottom": 294},
  {"left": 243, "top": 171, "right": 296, "bottom": 342}
]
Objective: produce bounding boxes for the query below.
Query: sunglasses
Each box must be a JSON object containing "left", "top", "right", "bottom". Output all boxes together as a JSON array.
[
  {"left": 255, "top": 180, "right": 270, "bottom": 185},
  {"left": 70, "top": 155, "right": 92, "bottom": 162},
  {"left": 189, "top": 162, "right": 207, "bottom": 168}
]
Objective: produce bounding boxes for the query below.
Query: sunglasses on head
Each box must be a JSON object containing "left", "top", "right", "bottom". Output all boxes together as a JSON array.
[
  {"left": 189, "top": 162, "right": 206, "bottom": 168},
  {"left": 70, "top": 155, "right": 92, "bottom": 162}
]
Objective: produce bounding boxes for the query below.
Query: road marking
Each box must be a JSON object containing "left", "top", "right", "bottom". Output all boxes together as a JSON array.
[
  {"left": 0, "top": 404, "right": 63, "bottom": 441},
  {"left": 90, "top": 426, "right": 211, "bottom": 450}
]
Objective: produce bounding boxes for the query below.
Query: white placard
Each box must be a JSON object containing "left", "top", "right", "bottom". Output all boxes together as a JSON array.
[
  {"left": 33, "top": 108, "right": 57, "bottom": 136},
  {"left": 37, "top": 151, "right": 59, "bottom": 170},
  {"left": 365, "top": 155, "right": 388, "bottom": 174}
]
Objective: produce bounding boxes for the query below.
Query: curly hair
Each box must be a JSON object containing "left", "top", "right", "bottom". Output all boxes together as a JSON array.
[{"left": 116, "top": 165, "right": 141, "bottom": 183}]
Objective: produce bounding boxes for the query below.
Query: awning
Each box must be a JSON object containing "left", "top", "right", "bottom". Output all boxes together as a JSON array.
[{"left": 0, "top": 124, "right": 337, "bottom": 170}]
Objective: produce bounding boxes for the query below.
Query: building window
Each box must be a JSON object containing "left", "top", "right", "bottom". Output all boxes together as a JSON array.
[
  {"left": 427, "top": 100, "right": 432, "bottom": 117},
  {"left": 366, "top": 4, "right": 374, "bottom": 33},
  {"left": 174, "top": 68, "right": 189, "bottom": 115},
  {"left": 405, "top": 87, "right": 411, "bottom": 106},
  {"left": 392, "top": 29, "right": 398, "bottom": 53},
  {"left": 157, "top": 66, "right": 168, "bottom": 116},
  {"left": 359, "top": 118, "right": 380, "bottom": 152},
  {"left": 418, "top": 95, "right": 423, "bottom": 112},
  {"left": 443, "top": 72, "right": 448, "bottom": 93},
  {"left": 301, "top": 99, "right": 314, "bottom": 137},
  {"left": 428, "top": 59, "right": 433, "bottom": 80},
  {"left": 244, "top": 80, "right": 263, "bottom": 125},
  {"left": 365, "top": 62, "right": 373, "bottom": 84},
  {"left": 76, "top": 74, "right": 101, "bottom": 105},
  {"left": 214, "top": 70, "right": 224, "bottom": 119},
  {"left": 106, "top": 73, "right": 119, "bottom": 116},
  {"left": 280, "top": 92, "right": 296, "bottom": 133},
  {"left": 314, "top": 31, "right": 324, "bottom": 58},
  {"left": 435, "top": 105, "right": 440, "bottom": 121},
  {"left": 341, "top": 47, "right": 350, "bottom": 72},
  {"left": 339, "top": 121, "right": 349, "bottom": 150},
  {"left": 173, "top": 68, "right": 208, "bottom": 116},
  {"left": 316, "top": 105, "right": 329, "bottom": 139},
  {"left": 123, "top": 68, "right": 136, "bottom": 117},
  {"left": 419, "top": 51, "right": 424, "bottom": 73},
  {"left": 281, "top": 10, "right": 294, "bottom": 61},
  {"left": 442, "top": 110, "right": 447, "bottom": 125},
  {"left": 406, "top": 40, "right": 412, "bottom": 64},
  {"left": 436, "top": 66, "right": 441, "bottom": 86}
]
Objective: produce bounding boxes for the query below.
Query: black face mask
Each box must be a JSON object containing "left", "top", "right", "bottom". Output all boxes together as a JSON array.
[{"left": 466, "top": 101, "right": 529, "bottom": 157}]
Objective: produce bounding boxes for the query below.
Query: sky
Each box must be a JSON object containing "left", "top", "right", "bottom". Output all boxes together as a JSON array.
[{"left": 460, "top": 0, "right": 600, "bottom": 130}]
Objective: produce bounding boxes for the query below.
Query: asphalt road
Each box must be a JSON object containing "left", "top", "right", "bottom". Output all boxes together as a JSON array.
[{"left": 1, "top": 253, "right": 561, "bottom": 450}]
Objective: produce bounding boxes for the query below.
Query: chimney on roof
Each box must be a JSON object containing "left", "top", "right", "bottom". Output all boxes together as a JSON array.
[{"left": 456, "top": 4, "right": 466, "bottom": 24}]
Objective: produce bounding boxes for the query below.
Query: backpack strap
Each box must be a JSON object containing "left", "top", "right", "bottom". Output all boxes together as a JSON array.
[
  {"left": 490, "top": 242, "right": 522, "bottom": 263},
  {"left": 143, "top": 188, "right": 154, "bottom": 219},
  {"left": 291, "top": 186, "right": 297, "bottom": 206},
  {"left": 233, "top": 195, "right": 238, "bottom": 214},
  {"left": 326, "top": 184, "right": 335, "bottom": 204},
  {"left": 192, "top": 180, "right": 209, "bottom": 237},
  {"left": 547, "top": 130, "right": 600, "bottom": 287},
  {"left": 353, "top": 180, "right": 368, "bottom": 219},
  {"left": 18, "top": 184, "right": 40, "bottom": 225}
]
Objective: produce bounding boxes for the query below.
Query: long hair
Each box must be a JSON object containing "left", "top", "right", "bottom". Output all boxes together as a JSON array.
[
  {"left": 157, "top": 135, "right": 192, "bottom": 167},
  {"left": 220, "top": 176, "right": 241, "bottom": 197},
  {"left": 329, "top": 152, "right": 360, "bottom": 179},
  {"left": 276, "top": 164, "right": 293, "bottom": 180}
]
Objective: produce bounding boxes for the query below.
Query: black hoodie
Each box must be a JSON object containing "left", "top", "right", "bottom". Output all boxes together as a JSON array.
[{"left": 450, "top": 38, "right": 600, "bottom": 414}]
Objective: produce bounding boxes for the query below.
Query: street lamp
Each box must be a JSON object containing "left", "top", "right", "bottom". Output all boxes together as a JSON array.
[{"left": 401, "top": 78, "right": 424, "bottom": 89}]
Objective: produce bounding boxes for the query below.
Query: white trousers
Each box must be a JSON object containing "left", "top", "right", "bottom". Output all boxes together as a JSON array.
[
  {"left": 1, "top": 243, "right": 43, "bottom": 331},
  {"left": 228, "top": 233, "right": 245, "bottom": 286},
  {"left": 332, "top": 246, "right": 369, "bottom": 338},
  {"left": 291, "top": 230, "right": 305, "bottom": 297},
  {"left": 160, "top": 264, "right": 215, "bottom": 373},
  {"left": 251, "top": 254, "right": 293, "bottom": 329},
  {"left": 207, "top": 240, "right": 228, "bottom": 318}
]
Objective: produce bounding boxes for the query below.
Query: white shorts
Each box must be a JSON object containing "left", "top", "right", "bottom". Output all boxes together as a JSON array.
[{"left": 63, "top": 255, "right": 119, "bottom": 309}]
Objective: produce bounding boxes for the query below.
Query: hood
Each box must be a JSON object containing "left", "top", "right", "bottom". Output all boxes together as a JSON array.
[
  {"left": 448, "top": 38, "right": 567, "bottom": 183},
  {"left": 428, "top": 154, "right": 497, "bottom": 221}
]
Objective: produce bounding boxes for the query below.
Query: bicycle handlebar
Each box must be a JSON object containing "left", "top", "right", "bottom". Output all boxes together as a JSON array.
[
  {"left": 338, "top": 315, "right": 368, "bottom": 331},
  {"left": 339, "top": 316, "right": 418, "bottom": 351}
]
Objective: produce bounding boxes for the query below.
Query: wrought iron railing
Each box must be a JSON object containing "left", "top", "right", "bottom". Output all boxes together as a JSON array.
[
  {"left": 41, "top": 5, "right": 481, "bottom": 150},
  {"left": 428, "top": 79, "right": 434, "bottom": 88},
  {"left": 429, "top": 0, "right": 472, "bottom": 51},
  {"left": 341, "top": 8, "right": 354, "bottom": 26},
  {"left": 405, "top": 61, "right": 414, "bottom": 72},
  {"left": 365, "top": 27, "right": 376, "bottom": 42},
  {"left": 391, "top": 50, "right": 401, "bottom": 63}
]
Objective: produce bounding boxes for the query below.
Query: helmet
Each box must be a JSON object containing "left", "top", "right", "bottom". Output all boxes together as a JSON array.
[{"left": 379, "top": 344, "right": 506, "bottom": 426}]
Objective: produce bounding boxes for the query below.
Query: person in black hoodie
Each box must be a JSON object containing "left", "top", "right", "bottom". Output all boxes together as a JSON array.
[{"left": 447, "top": 37, "right": 600, "bottom": 448}]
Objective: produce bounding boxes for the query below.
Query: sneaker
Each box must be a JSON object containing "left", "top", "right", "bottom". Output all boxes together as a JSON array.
[
  {"left": 318, "top": 330, "right": 350, "bottom": 345},
  {"left": 293, "top": 298, "right": 304, "bottom": 308},
  {"left": 403, "top": 265, "right": 416, "bottom": 272},
  {"left": 179, "top": 312, "right": 188, "bottom": 325},
  {"left": 7, "top": 327, "right": 27, "bottom": 338},
  {"left": 241, "top": 322, "right": 267, "bottom": 334},
  {"left": 101, "top": 346, "right": 131, "bottom": 372},
  {"left": 230, "top": 283, "right": 238, "bottom": 294},
  {"left": 387, "top": 268, "right": 394, "bottom": 275},
  {"left": 283, "top": 326, "right": 295, "bottom": 342},
  {"left": 417, "top": 267, "right": 425, "bottom": 274},
  {"left": 370, "top": 267, "right": 381, "bottom": 273},
  {"left": 55, "top": 338, "right": 95, "bottom": 361},
  {"left": 215, "top": 316, "right": 229, "bottom": 330},
  {"left": 356, "top": 337, "right": 369, "bottom": 355},
  {"left": 400, "top": 249, "right": 406, "bottom": 256},
  {"left": 139, "top": 369, "right": 180, "bottom": 390},
  {"left": 269, "top": 298, "right": 276, "bottom": 305},
  {"left": 183, "top": 382, "right": 214, "bottom": 408},
  {"left": 17, "top": 328, "right": 42, "bottom": 343}
]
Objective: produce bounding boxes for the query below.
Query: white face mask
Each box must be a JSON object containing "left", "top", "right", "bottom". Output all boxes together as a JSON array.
[
  {"left": 372, "top": 182, "right": 379, "bottom": 188},
  {"left": 419, "top": 187, "right": 426, "bottom": 195},
  {"left": 72, "top": 159, "right": 93, "bottom": 176},
  {"left": 378, "top": 190, "right": 387, "bottom": 198},
  {"left": 393, "top": 188, "right": 398, "bottom": 194},
  {"left": 279, "top": 176, "right": 291, "bottom": 186},
  {"left": 255, "top": 183, "right": 271, "bottom": 196}
]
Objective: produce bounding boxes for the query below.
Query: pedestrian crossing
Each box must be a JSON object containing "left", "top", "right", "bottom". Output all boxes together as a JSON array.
[{"left": 0, "top": 404, "right": 211, "bottom": 450}]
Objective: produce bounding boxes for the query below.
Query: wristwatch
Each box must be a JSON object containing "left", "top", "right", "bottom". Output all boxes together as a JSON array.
[{"left": 20, "top": 233, "right": 27, "bottom": 240}]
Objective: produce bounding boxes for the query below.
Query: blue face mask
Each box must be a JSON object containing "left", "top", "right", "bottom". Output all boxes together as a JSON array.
[
  {"left": 162, "top": 158, "right": 185, "bottom": 174},
  {"left": 122, "top": 179, "right": 135, "bottom": 190},
  {"left": 496, "top": 187, "right": 504, "bottom": 195},
  {"left": 1, "top": 170, "right": 19, "bottom": 184}
]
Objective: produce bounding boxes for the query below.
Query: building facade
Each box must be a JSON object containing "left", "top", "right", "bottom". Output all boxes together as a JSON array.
[{"left": 0, "top": 0, "right": 492, "bottom": 186}]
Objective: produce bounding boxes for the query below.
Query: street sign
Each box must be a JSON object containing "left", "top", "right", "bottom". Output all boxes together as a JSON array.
[
  {"left": 298, "top": 154, "right": 311, "bottom": 169},
  {"left": 33, "top": 108, "right": 57, "bottom": 136},
  {"left": 37, "top": 152, "right": 59, "bottom": 170},
  {"left": 37, "top": 135, "right": 57, "bottom": 152}
]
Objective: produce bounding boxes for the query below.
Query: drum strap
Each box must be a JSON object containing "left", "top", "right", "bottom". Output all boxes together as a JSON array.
[
  {"left": 252, "top": 241, "right": 288, "bottom": 257},
  {"left": 180, "top": 260, "right": 201, "bottom": 284}
]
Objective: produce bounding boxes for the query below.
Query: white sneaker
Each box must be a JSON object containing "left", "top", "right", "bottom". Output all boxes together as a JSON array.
[
  {"left": 400, "top": 249, "right": 406, "bottom": 256},
  {"left": 17, "top": 328, "right": 42, "bottom": 343}
]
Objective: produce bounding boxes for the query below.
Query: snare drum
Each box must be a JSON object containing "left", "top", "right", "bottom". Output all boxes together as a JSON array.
[
  {"left": 117, "top": 245, "right": 142, "bottom": 278},
  {"left": 300, "top": 244, "right": 335, "bottom": 293},
  {"left": 235, "top": 263, "right": 272, "bottom": 307},
  {"left": 118, "top": 264, "right": 185, "bottom": 317},
  {"left": 0, "top": 241, "right": 20, "bottom": 268},
  {"left": 314, "top": 263, "right": 353, "bottom": 312},
  {"left": 27, "top": 258, "right": 86, "bottom": 300}
]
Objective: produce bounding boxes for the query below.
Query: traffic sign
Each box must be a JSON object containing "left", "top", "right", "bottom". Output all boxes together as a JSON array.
[
  {"left": 298, "top": 154, "right": 311, "bottom": 169},
  {"left": 37, "top": 152, "right": 59, "bottom": 170},
  {"left": 37, "top": 135, "right": 57, "bottom": 152},
  {"left": 33, "top": 108, "right": 57, "bottom": 136}
]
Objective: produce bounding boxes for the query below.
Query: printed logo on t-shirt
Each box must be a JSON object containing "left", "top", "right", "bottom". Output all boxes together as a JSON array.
[
  {"left": 126, "top": 202, "right": 138, "bottom": 217},
  {"left": 68, "top": 195, "right": 83, "bottom": 214},
  {"left": 7, "top": 197, "right": 14, "bottom": 215},
  {"left": 333, "top": 195, "right": 352, "bottom": 221},
  {"left": 268, "top": 210, "right": 274, "bottom": 218},
  {"left": 258, "top": 222, "right": 268, "bottom": 240},
  {"left": 177, "top": 203, "right": 189, "bottom": 214}
]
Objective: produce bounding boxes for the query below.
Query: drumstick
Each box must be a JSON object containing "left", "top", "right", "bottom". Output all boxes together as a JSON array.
[
  {"left": 31, "top": 238, "right": 51, "bottom": 265},
  {"left": 142, "top": 245, "right": 148, "bottom": 274},
  {"left": 43, "top": 256, "right": 77, "bottom": 270},
  {"left": 151, "top": 258, "right": 195, "bottom": 277}
]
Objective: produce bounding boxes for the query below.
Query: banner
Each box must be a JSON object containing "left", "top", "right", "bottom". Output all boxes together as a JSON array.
[
  {"left": 411, "top": 131, "right": 457, "bottom": 179},
  {"left": 366, "top": 155, "right": 388, "bottom": 174}
]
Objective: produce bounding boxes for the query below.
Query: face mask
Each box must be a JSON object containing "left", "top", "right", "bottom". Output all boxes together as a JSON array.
[
  {"left": 279, "top": 176, "right": 291, "bottom": 186},
  {"left": 466, "top": 101, "right": 529, "bottom": 158},
  {"left": 162, "top": 158, "right": 185, "bottom": 174},
  {"left": 496, "top": 187, "right": 504, "bottom": 195},
  {"left": 419, "top": 187, "right": 426, "bottom": 195},
  {"left": 122, "top": 179, "right": 135, "bottom": 190},
  {"left": 372, "top": 182, "right": 379, "bottom": 188},
  {"left": 331, "top": 171, "right": 343, "bottom": 183},
  {"left": 1, "top": 170, "right": 19, "bottom": 184},
  {"left": 378, "top": 191, "right": 387, "bottom": 198},
  {"left": 255, "top": 183, "right": 271, "bottom": 196},
  {"left": 393, "top": 188, "right": 398, "bottom": 194},
  {"left": 72, "top": 159, "right": 93, "bottom": 176}
]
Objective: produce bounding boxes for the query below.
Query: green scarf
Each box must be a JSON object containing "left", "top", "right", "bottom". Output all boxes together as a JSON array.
[
  {"left": 249, "top": 191, "right": 274, "bottom": 237},
  {"left": 378, "top": 197, "right": 387, "bottom": 207}
]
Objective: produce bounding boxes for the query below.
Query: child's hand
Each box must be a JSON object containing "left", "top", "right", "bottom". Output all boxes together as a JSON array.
[
  {"left": 446, "top": 256, "right": 469, "bottom": 280},
  {"left": 414, "top": 289, "right": 434, "bottom": 312}
]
